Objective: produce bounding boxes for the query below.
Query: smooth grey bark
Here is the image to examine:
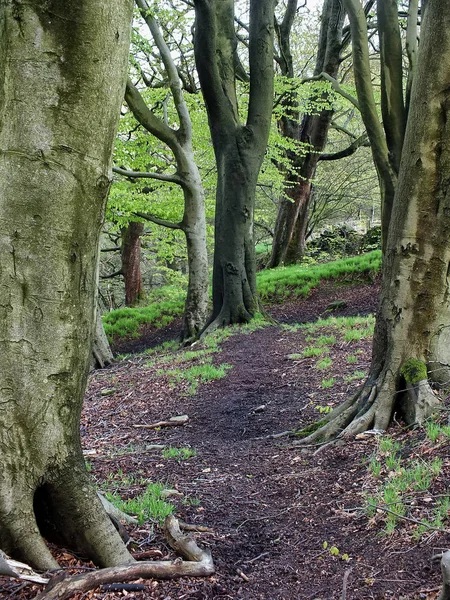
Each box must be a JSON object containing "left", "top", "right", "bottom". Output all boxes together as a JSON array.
[
  {"left": 194, "top": 0, "right": 275, "bottom": 331},
  {"left": 343, "top": 0, "right": 399, "bottom": 251},
  {"left": 269, "top": 0, "right": 346, "bottom": 267},
  {"left": 92, "top": 306, "right": 114, "bottom": 368},
  {"left": 121, "top": 0, "right": 209, "bottom": 341},
  {"left": 0, "top": 0, "right": 133, "bottom": 568},
  {"left": 301, "top": 0, "right": 450, "bottom": 441}
]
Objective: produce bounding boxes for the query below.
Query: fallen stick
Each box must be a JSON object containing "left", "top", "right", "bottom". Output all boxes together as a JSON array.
[
  {"left": 35, "top": 516, "right": 214, "bottom": 600},
  {"left": 133, "top": 415, "right": 189, "bottom": 429}
]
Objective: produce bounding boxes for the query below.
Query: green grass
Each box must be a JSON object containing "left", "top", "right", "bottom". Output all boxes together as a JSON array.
[
  {"left": 256, "top": 250, "right": 381, "bottom": 303},
  {"left": 103, "top": 284, "right": 185, "bottom": 341},
  {"left": 163, "top": 359, "right": 232, "bottom": 394},
  {"left": 364, "top": 429, "right": 448, "bottom": 538},
  {"left": 300, "top": 346, "right": 329, "bottom": 358},
  {"left": 316, "top": 357, "right": 333, "bottom": 370},
  {"left": 162, "top": 446, "right": 197, "bottom": 460},
  {"left": 105, "top": 482, "right": 175, "bottom": 525},
  {"left": 321, "top": 377, "right": 336, "bottom": 389}
]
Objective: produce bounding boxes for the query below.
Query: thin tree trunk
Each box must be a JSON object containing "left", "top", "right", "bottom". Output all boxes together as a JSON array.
[
  {"left": 121, "top": 221, "right": 145, "bottom": 307},
  {"left": 194, "top": 0, "right": 275, "bottom": 332},
  {"left": 0, "top": 0, "right": 133, "bottom": 568}
]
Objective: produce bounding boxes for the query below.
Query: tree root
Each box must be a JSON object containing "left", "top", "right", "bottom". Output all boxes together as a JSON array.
[
  {"left": 296, "top": 364, "right": 443, "bottom": 444},
  {"left": 439, "top": 550, "right": 450, "bottom": 600},
  {"left": 34, "top": 516, "right": 214, "bottom": 600}
]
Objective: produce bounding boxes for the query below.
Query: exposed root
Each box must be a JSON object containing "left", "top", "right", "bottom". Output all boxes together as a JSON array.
[
  {"left": 439, "top": 550, "right": 450, "bottom": 600},
  {"left": 295, "top": 383, "right": 380, "bottom": 444},
  {"left": 34, "top": 516, "right": 214, "bottom": 600}
]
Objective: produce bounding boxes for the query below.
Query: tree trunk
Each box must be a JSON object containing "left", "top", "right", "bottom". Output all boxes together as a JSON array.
[
  {"left": 0, "top": 0, "right": 133, "bottom": 569},
  {"left": 92, "top": 306, "right": 114, "bottom": 369},
  {"left": 121, "top": 221, "right": 146, "bottom": 307},
  {"left": 301, "top": 0, "right": 450, "bottom": 442},
  {"left": 194, "top": 0, "right": 275, "bottom": 332},
  {"left": 268, "top": 0, "right": 345, "bottom": 267},
  {"left": 181, "top": 166, "right": 209, "bottom": 340}
]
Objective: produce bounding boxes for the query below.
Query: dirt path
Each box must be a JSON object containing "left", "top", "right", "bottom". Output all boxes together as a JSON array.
[{"left": 3, "top": 280, "right": 447, "bottom": 600}]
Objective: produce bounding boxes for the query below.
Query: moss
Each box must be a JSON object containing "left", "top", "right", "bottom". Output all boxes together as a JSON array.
[
  {"left": 400, "top": 358, "right": 427, "bottom": 385},
  {"left": 294, "top": 419, "right": 327, "bottom": 438}
]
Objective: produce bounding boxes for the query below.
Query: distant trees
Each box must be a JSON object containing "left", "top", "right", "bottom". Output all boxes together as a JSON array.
[
  {"left": 269, "top": 0, "right": 347, "bottom": 267},
  {"left": 0, "top": 0, "right": 134, "bottom": 568},
  {"left": 303, "top": 0, "right": 450, "bottom": 441}
]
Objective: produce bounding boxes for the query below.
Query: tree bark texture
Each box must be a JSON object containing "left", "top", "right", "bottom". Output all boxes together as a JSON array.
[
  {"left": 269, "top": 0, "right": 345, "bottom": 267},
  {"left": 194, "top": 0, "right": 275, "bottom": 331},
  {"left": 301, "top": 0, "right": 450, "bottom": 441},
  {"left": 121, "top": 221, "right": 146, "bottom": 307},
  {"left": 0, "top": 0, "right": 133, "bottom": 569}
]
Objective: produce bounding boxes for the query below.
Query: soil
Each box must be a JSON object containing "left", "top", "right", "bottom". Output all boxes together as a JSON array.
[{"left": 2, "top": 277, "right": 450, "bottom": 600}]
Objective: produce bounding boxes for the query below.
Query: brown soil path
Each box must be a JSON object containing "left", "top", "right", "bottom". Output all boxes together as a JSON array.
[{"left": 2, "top": 279, "right": 448, "bottom": 600}]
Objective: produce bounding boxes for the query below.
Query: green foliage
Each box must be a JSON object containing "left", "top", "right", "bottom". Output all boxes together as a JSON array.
[
  {"left": 300, "top": 346, "right": 329, "bottom": 358},
  {"left": 105, "top": 482, "right": 175, "bottom": 525},
  {"left": 343, "top": 370, "right": 366, "bottom": 383},
  {"left": 163, "top": 360, "right": 232, "bottom": 395},
  {"left": 400, "top": 358, "right": 427, "bottom": 384}
]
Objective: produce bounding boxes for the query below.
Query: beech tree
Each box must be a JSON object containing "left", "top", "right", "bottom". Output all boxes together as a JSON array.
[
  {"left": 113, "top": 0, "right": 209, "bottom": 340},
  {"left": 0, "top": 0, "right": 134, "bottom": 568},
  {"left": 193, "top": 0, "right": 276, "bottom": 331},
  {"left": 302, "top": 0, "right": 450, "bottom": 441}
]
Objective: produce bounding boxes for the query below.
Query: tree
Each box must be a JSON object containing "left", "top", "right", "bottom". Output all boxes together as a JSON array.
[
  {"left": 0, "top": 0, "right": 134, "bottom": 568},
  {"left": 114, "top": 0, "right": 209, "bottom": 340},
  {"left": 302, "top": 0, "right": 450, "bottom": 441},
  {"left": 269, "top": 0, "right": 347, "bottom": 267},
  {"left": 193, "top": 0, "right": 276, "bottom": 331}
]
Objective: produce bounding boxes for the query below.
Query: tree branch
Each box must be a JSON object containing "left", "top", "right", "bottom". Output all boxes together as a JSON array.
[
  {"left": 304, "top": 72, "right": 360, "bottom": 110},
  {"left": 135, "top": 0, "right": 193, "bottom": 142},
  {"left": 133, "top": 211, "right": 183, "bottom": 230},
  {"left": 112, "top": 166, "right": 183, "bottom": 186},
  {"left": 124, "top": 79, "right": 178, "bottom": 152},
  {"left": 318, "top": 133, "right": 369, "bottom": 161}
]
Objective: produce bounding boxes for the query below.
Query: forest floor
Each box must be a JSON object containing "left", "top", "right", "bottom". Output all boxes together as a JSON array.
[{"left": 4, "top": 276, "right": 450, "bottom": 600}]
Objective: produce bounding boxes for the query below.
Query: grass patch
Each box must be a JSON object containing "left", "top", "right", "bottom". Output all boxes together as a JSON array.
[
  {"left": 103, "top": 284, "right": 185, "bottom": 342},
  {"left": 316, "top": 357, "right": 333, "bottom": 370},
  {"left": 364, "top": 428, "right": 449, "bottom": 538},
  {"left": 162, "top": 446, "right": 197, "bottom": 460},
  {"left": 321, "top": 378, "right": 336, "bottom": 389},
  {"left": 257, "top": 250, "right": 381, "bottom": 303},
  {"left": 105, "top": 482, "right": 175, "bottom": 525},
  {"left": 163, "top": 359, "right": 232, "bottom": 394}
]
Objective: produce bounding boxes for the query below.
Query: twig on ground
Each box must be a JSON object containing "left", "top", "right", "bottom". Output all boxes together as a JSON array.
[
  {"left": 237, "top": 507, "right": 292, "bottom": 530},
  {"left": 133, "top": 415, "right": 189, "bottom": 429},
  {"left": 237, "top": 569, "right": 250, "bottom": 582},
  {"left": 367, "top": 503, "right": 449, "bottom": 533},
  {"left": 341, "top": 568, "right": 352, "bottom": 600}
]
